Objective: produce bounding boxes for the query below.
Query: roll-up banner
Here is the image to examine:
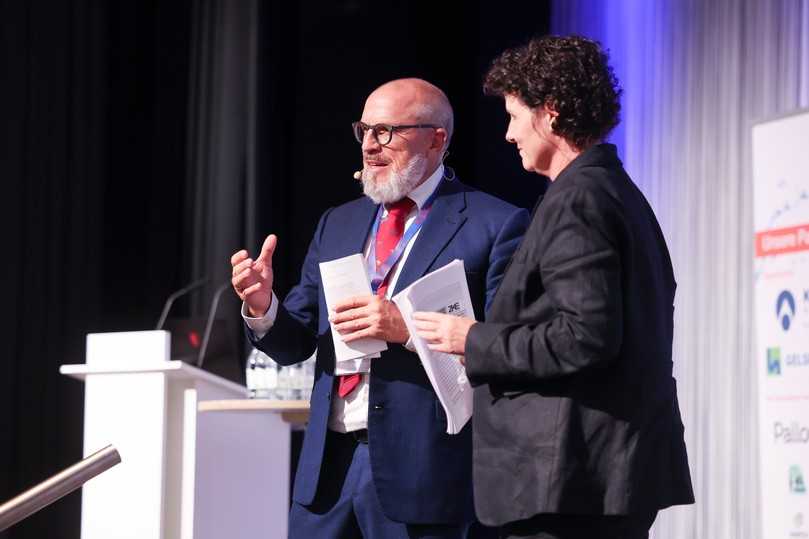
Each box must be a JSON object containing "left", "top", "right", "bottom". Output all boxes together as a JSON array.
[{"left": 753, "top": 109, "right": 809, "bottom": 539}]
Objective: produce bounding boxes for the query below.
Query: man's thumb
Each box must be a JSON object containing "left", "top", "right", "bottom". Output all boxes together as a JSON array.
[{"left": 257, "top": 234, "right": 277, "bottom": 263}]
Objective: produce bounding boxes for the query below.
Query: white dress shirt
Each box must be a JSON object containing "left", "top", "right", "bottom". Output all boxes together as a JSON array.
[{"left": 243, "top": 164, "right": 445, "bottom": 432}]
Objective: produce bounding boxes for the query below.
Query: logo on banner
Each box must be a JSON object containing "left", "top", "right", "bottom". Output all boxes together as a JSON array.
[
  {"left": 755, "top": 223, "right": 809, "bottom": 257},
  {"left": 790, "top": 465, "right": 807, "bottom": 494},
  {"left": 770, "top": 346, "right": 809, "bottom": 374},
  {"left": 775, "top": 421, "right": 809, "bottom": 443},
  {"left": 787, "top": 352, "right": 809, "bottom": 368},
  {"left": 768, "top": 347, "right": 782, "bottom": 376},
  {"left": 777, "top": 290, "right": 796, "bottom": 331}
]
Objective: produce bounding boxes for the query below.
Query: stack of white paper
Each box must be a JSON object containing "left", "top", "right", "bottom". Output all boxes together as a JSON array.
[
  {"left": 319, "top": 254, "right": 387, "bottom": 374},
  {"left": 393, "top": 259, "right": 475, "bottom": 434}
]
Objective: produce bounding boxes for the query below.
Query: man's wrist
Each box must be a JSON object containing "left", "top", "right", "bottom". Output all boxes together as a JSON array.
[
  {"left": 248, "top": 302, "right": 270, "bottom": 318},
  {"left": 242, "top": 292, "right": 278, "bottom": 339}
]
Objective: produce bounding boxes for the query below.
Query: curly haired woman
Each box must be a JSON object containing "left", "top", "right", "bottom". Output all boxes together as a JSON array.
[{"left": 414, "top": 36, "right": 694, "bottom": 539}]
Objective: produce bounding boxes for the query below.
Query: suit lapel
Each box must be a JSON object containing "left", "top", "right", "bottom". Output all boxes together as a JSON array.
[
  {"left": 340, "top": 198, "right": 379, "bottom": 256},
  {"left": 391, "top": 181, "right": 467, "bottom": 295},
  {"left": 319, "top": 197, "right": 379, "bottom": 262}
]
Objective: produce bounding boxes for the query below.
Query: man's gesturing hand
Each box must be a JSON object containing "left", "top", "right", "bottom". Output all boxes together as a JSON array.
[
  {"left": 230, "top": 234, "right": 277, "bottom": 318},
  {"left": 330, "top": 295, "right": 410, "bottom": 344}
]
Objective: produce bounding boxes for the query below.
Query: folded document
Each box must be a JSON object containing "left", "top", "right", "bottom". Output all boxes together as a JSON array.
[
  {"left": 393, "top": 259, "right": 475, "bottom": 434},
  {"left": 319, "top": 254, "right": 387, "bottom": 372}
]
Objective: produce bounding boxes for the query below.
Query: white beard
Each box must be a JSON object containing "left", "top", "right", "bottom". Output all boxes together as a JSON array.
[{"left": 361, "top": 154, "right": 429, "bottom": 205}]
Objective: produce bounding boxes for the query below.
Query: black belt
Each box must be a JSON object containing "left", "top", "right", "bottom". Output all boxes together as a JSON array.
[
  {"left": 330, "top": 428, "right": 369, "bottom": 444},
  {"left": 348, "top": 429, "right": 369, "bottom": 444}
]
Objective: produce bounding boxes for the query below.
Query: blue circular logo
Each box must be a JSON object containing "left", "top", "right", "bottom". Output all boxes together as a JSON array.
[{"left": 777, "top": 290, "right": 796, "bottom": 331}]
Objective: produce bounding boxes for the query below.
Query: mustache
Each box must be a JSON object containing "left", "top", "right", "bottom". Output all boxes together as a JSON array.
[{"left": 363, "top": 154, "right": 390, "bottom": 164}]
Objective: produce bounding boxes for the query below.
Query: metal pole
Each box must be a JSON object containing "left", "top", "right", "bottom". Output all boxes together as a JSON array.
[{"left": 0, "top": 445, "right": 121, "bottom": 532}]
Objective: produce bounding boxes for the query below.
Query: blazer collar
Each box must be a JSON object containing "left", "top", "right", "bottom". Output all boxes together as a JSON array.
[{"left": 547, "top": 143, "right": 622, "bottom": 194}]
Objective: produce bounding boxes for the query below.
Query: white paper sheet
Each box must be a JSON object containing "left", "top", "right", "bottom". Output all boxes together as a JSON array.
[
  {"left": 319, "top": 254, "right": 387, "bottom": 366},
  {"left": 393, "top": 259, "right": 475, "bottom": 434}
]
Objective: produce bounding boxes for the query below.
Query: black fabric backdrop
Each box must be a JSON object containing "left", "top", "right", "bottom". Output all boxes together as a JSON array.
[
  {"left": 1, "top": 1, "right": 549, "bottom": 537},
  {"left": 1, "top": 2, "right": 192, "bottom": 537},
  {"left": 256, "top": 2, "right": 551, "bottom": 295}
]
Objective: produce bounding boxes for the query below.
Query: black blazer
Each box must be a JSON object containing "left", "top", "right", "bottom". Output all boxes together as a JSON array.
[{"left": 465, "top": 144, "right": 694, "bottom": 526}]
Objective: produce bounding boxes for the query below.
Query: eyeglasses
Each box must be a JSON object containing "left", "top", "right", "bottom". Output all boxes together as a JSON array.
[{"left": 352, "top": 121, "right": 439, "bottom": 146}]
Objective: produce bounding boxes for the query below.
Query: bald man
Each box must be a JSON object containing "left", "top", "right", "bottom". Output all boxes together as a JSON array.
[{"left": 230, "top": 79, "right": 528, "bottom": 539}]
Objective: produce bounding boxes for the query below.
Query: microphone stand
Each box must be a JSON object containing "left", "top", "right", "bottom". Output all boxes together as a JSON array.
[
  {"left": 155, "top": 277, "right": 209, "bottom": 330},
  {"left": 196, "top": 280, "right": 232, "bottom": 368}
]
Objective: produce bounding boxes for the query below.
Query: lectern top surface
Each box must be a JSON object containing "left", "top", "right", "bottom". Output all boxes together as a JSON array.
[{"left": 59, "top": 360, "right": 245, "bottom": 395}]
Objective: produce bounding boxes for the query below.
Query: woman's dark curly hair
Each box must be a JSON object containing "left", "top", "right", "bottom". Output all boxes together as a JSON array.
[{"left": 484, "top": 35, "right": 622, "bottom": 150}]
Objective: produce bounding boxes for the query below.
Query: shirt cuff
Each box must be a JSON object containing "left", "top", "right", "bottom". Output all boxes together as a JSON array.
[{"left": 242, "top": 291, "right": 279, "bottom": 340}]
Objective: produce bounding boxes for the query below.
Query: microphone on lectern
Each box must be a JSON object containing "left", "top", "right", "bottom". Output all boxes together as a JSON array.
[
  {"left": 196, "top": 280, "right": 231, "bottom": 368},
  {"left": 155, "top": 278, "right": 209, "bottom": 330}
]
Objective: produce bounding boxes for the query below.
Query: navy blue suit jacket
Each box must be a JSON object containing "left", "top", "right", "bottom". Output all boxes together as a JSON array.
[{"left": 250, "top": 177, "right": 528, "bottom": 524}]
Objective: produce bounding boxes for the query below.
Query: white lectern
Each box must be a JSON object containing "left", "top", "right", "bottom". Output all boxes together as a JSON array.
[{"left": 60, "top": 330, "right": 295, "bottom": 539}]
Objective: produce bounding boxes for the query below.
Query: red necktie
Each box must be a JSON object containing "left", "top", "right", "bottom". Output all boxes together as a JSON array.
[{"left": 337, "top": 197, "right": 416, "bottom": 399}]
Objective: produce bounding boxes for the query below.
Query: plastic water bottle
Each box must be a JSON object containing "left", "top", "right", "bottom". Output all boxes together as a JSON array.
[
  {"left": 258, "top": 353, "right": 278, "bottom": 399},
  {"left": 245, "top": 348, "right": 278, "bottom": 399},
  {"left": 287, "top": 363, "right": 302, "bottom": 401},
  {"left": 246, "top": 348, "right": 316, "bottom": 400},
  {"left": 275, "top": 362, "right": 290, "bottom": 400},
  {"left": 245, "top": 348, "right": 260, "bottom": 398},
  {"left": 300, "top": 354, "right": 316, "bottom": 401}
]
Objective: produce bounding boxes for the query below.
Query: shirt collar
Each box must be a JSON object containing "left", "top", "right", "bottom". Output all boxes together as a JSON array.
[{"left": 406, "top": 164, "right": 444, "bottom": 210}]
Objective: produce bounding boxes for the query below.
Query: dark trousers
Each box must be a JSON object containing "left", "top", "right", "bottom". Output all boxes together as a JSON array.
[
  {"left": 289, "top": 429, "right": 466, "bottom": 539},
  {"left": 499, "top": 511, "right": 658, "bottom": 539}
]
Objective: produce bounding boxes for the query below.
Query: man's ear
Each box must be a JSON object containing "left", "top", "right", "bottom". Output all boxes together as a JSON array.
[{"left": 430, "top": 128, "right": 448, "bottom": 151}]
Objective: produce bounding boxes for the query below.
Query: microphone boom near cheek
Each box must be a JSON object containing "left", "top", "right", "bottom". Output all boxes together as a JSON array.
[{"left": 353, "top": 170, "right": 363, "bottom": 180}]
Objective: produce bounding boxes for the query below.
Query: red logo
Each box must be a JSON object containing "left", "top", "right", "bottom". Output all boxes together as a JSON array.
[{"left": 755, "top": 223, "right": 809, "bottom": 257}]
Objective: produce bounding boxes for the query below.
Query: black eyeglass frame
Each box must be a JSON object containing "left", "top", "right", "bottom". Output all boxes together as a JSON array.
[{"left": 351, "top": 121, "right": 439, "bottom": 145}]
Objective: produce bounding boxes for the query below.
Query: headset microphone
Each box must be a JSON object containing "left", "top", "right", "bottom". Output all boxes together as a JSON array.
[{"left": 353, "top": 170, "right": 363, "bottom": 180}]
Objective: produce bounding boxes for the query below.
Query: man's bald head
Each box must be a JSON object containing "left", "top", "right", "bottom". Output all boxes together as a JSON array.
[{"left": 366, "top": 78, "right": 454, "bottom": 150}]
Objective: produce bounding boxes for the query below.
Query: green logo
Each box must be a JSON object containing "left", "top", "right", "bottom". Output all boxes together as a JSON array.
[
  {"left": 768, "top": 347, "right": 782, "bottom": 376},
  {"left": 790, "top": 465, "right": 806, "bottom": 493}
]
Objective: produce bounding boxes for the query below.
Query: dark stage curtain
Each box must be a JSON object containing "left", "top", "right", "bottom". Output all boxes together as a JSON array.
[
  {"left": 0, "top": 1, "right": 550, "bottom": 537},
  {"left": 1, "top": 1, "right": 192, "bottom": 537},
  {"left": 186, "top": 0, "right": 259, "bottom": 311},
  {"left": 0, "top": 2, "right": 106, "bottom": 537},
  {"left": 253, "top": 1, "right": 552, "bottom": 299}
]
